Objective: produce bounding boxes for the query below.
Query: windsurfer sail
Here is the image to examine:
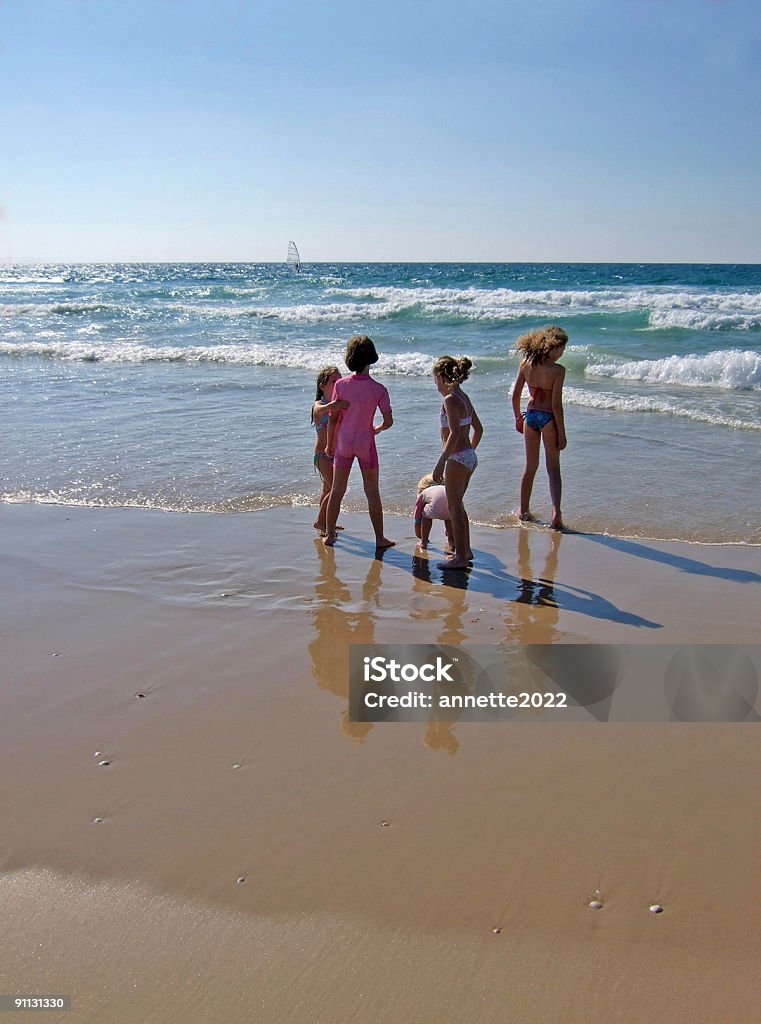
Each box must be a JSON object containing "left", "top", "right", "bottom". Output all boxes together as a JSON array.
[{"left": 286, "top": 241, "right": 301, "bottom": 273}]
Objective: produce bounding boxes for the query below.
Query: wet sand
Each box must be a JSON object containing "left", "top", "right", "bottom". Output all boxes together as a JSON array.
[{"left": 1, "top": 503, "right": 760, "bottom": 1023}]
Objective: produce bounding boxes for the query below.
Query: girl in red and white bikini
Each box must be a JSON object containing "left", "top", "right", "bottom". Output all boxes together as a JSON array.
[{"left": 510, "top": 325, "right": 568, "bottom": 530}]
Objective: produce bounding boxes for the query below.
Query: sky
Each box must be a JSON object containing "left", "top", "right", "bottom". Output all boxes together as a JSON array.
[{"left": 1, "top": 0, "right": 760, "bottom": 262}]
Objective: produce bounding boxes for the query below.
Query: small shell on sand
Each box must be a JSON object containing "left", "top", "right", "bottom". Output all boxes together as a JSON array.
[
  {"left": 98, "top": 760, "right": 111, "bottom": 767},
  {"left": 649, "top": 904, "right": 664, "bottom": 913},
  {"left": 492, "top": 927, "right": 501, "bottom": 934},
  {"left": 232, "top": 763, "right": 242, "bottom": 770},
  {"left": 93, "top": 817, "right": 104, "bottom": 824},
  {"left": 588, "top": 900, "right": 604, "bottom": 910},
  {"left": 135, "top": 692, "right": 147, "bottom": 699},
  {"left": 381, "top": 821, "right": 391, "bottom": 827},
  {"left": 236, "top": 876, "right": 246, "bottom": 885}
]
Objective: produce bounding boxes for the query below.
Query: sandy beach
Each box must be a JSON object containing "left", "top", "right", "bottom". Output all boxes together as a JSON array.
[{"left": 2, "top": 502, "right": 761, "bottom": 1023}]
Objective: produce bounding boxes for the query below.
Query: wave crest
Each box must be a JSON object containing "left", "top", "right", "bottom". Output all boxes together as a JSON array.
[{"left": 586, "top": 349, "right": 761, "bottom": 390}]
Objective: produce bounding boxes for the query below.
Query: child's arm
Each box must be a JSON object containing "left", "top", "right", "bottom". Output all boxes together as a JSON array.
[
  {"left": 414, "top": 492, "right": 425, "bottom": 542},
  {"left": 511, "top": 366, "right": 526, "bottom": 434},
  {"left": 374, "top": 408, "right": 393, "bottom": 435},
  {"left": 470, "top": 407, "right": 484, "bottom": 449},
  {"left": 420, "top": 517, "right": 432, "bottom": 547},
  {"left": 325, "top": 415, "right": 338, "bottom": 456},
  {"left": 552, "top": 366, "right": 567, "bottom": 450},
  {"left": 325, "top": 382, "right": 345, "bottom": 456},
  {"left": 374, "top": 387, "right": 393, "bottom": 435}
]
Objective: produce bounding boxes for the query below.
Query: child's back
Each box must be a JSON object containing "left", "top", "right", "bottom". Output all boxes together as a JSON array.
[{"left": 333, "top": 373, "right": 390, "bottom": 436}]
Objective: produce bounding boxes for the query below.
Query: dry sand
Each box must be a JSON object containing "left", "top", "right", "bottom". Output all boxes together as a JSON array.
[{"left": 1, "top": 503, "right": 760, "bottom": 1023}]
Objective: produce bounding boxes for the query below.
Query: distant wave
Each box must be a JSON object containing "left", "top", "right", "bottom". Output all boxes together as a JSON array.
[
  {"left": 4, "top": 285, "right": 760, "bottom": 329},
  {"left": 329, "top": 285, "right": 761, "bottom": 330},
  {"left": 565, "top": 386, "right": 761, "bottom": 430},
  {"left": 586, "top": 349, "right": 761, "bottom": 390},
  {"left": 0, "top": 339, "right": 436, "bottom": 375}
]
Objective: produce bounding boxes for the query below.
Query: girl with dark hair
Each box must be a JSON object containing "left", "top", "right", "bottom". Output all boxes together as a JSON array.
[
  {"left": 311, "top": 366, "right": 349, "bottom": 535},
  {"left": 324, "top": 336, "right": 395, "bottom": 549}
]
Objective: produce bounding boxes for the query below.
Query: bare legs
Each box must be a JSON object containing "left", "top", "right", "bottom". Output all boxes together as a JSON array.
[
  {"left": 437, "top": 459, "right": 473, "bottom": 570},
  {"left": 361, "top": 467, "right": 395, "bottom": 548},
  {"left": 314, "top": 458, "right": 333, "bottom": 533},
  {"left": 323, "top": 464, "right": 394, "bottom": 549},
  {"left": 544, "top": 440, "right": 563, "bottom": 530},
  {"left": 519, "top": 426, "right": 541, "bottom": 521},
  {"left": 324, "top": 466, "right": 350, "bottom": 545},
  {"left": 520, "top": 422, "right": 563, "bottom": 529}
]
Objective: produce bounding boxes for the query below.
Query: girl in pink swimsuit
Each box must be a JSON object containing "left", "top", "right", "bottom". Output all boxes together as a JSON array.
[
  {"left": 432, "top": 355, "right": 483, "bottom": 570},
  {"left": 323, "top": 335, "right": 395, "bottom": 549}
]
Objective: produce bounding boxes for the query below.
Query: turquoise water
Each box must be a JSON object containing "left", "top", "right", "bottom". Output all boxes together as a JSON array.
[{"left": 1, "top": 262, "right": 760, "bottom": 543}]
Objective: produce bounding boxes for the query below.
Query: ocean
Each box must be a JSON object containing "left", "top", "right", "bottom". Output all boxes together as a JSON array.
[{"left": 2, "top": 262, "right": 760, "bottom": 544}]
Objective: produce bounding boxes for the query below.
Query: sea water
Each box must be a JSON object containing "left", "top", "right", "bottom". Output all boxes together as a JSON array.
[{"left": 1, "top": 262, "right": 760, "bottom": 543}]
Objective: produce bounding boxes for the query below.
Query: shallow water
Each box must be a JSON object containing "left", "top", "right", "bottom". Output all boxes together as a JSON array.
[{"left": 2, "top": 261, "right": 760, "bottom": 542}]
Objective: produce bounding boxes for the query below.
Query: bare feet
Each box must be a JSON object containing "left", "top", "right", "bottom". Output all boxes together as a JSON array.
[
  {"left": 322, "top": 531, "right": 337, "bottom": 547},
  {"left": 437, "top": 557, "right": 470, "bottom": 570},
  {"left": 314, "top": 522, "right": 343, "bottom": 534},
  {"left": 551, "top": 511, "right": 563, "bottom": 530},
  {"left": 375, "top": 538, "right": 395, "bottom": 549},
  {"left": 519, "top": 512, "right": 533, "bottom": 523}
]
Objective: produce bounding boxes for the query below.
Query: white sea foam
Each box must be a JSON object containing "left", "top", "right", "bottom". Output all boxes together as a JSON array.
[
  {"left": 0, "top": 339, "right": 435, "bottom": 375},
  {"left": 586, "top": 349, "right": 761, "bottom": 390},
  {"left": 326, "top": 285, "right": 761, "bottom": 329},
  {"left": 564, "top": 386, "right": 761, "bottom": 430},
  {"left": 4, "top": 284, "right": 761, "bottom": 329}
]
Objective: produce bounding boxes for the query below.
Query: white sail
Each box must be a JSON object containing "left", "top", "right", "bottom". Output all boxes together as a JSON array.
[{"left": 286, "top": 241, "right": 301, "bottom": 273}]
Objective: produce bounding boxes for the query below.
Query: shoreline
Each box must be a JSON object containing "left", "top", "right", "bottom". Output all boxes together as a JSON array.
[
  {"left": 3, "top": 496, "right": 760, "bottom": 549},
  {"left": 2, "top": 502, "right": 761, "bottom": 1022}
]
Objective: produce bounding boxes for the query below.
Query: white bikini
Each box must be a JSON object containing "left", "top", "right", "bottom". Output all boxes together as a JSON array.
[{"left": 440, "top": 394, "right": 478, "bottom": 473}]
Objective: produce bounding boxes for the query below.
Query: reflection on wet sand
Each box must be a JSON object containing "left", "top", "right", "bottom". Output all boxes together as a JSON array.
[
  {"left": 506, "top": 528, "right": 562, "bottom": 645},
  {"left": 411, "top": 554, "right": 478, "bottom": 755},
  {"left": 308, "top": 540, "right": 379, "bottom": 742},
  {"left": 308, "top": 523, "right": 656, "bottom": 746}
]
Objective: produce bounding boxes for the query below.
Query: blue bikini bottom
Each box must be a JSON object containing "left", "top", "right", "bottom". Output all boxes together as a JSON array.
[{"left": 524, "top": 409, "right": 554, "bottom": 432}]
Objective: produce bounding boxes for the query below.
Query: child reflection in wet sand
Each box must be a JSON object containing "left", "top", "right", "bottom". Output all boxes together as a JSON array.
[
  {"left": 308, "top": 540, "right": 381, "bottom": 742},
  {"left": 505, "top": 528, "right": 561, "bottom": 646},
  {"left": 411, "top": 556, "right": 475, "bottom": 755}
]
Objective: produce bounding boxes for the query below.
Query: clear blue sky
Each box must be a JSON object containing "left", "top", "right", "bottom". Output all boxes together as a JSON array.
[{"left": 2, "top": 0, "right": 759, "bottom": 262}]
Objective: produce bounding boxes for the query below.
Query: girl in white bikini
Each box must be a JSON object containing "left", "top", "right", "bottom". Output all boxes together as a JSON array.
[{"left": 431, "top": 355, "right": 483, "bottom": 570}]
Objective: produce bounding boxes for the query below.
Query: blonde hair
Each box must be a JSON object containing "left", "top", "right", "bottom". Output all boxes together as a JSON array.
[
  {"left": 516, "top": 325, "right": 568, "bottom": 366},
  {"left": 433, "top": 355, "right": 472, "bottom": 384},
  {"left": 417, "top": 473, "right": 435, "bottom": 493}
]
